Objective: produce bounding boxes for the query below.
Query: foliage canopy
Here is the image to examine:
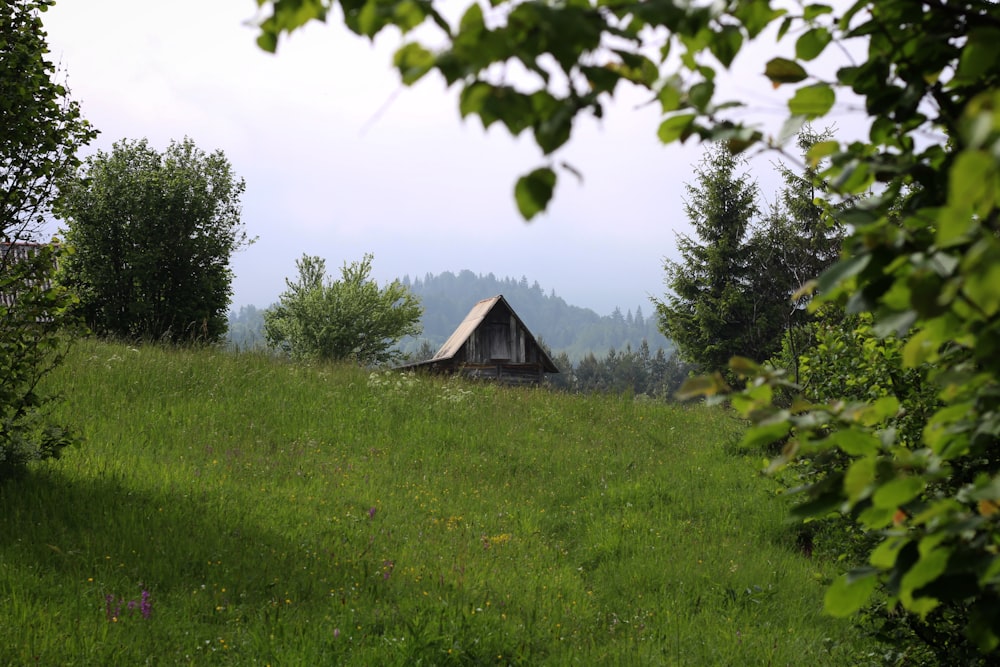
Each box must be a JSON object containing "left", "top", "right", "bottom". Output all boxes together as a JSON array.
[
  {"left": 251, "top": 0, "right": 1000, "bottom": 656},
  {"left": 264, "top": 253, "right": 422, "bottom": 365},
  {"left": 56, "top": 137, "right": 251, "bottom": 343},
  {"left": 0, "top": 0, "right": 93, "bottom": 480}
]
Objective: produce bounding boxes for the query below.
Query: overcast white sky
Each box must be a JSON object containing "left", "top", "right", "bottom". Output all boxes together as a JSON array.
[{"left": 41, "top": 1, "right": 856, "bottom": 316}]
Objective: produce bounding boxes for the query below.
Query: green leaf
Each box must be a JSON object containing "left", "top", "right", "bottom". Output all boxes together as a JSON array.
[
  {"left": 393, "top": 42, "right": 435, "bottom": 85},
  {"left": 788, "top": 83, "right": 835, "bottom": 118},
  {"left": 795, "top": 27, "right": 831, "bottom": 61},
  {"left": 858, "top": 505, "right": 897, "bottom": 529},
  {"left": 733, "top": 1, "right": 783, "bottom": 39},
  {"left": 688, "top": 81, "right": 715, "bottom": 111},
  {"left": 935, "top": 205, "right": 977, "bottom": 246},
  {"left": 870, "top": 536, "right": 907, "bottom": 569},
  {"left": 709, "top": 24, "right": 743, "bottom": 68},
  {"left": 902, "top": 327, "right": 937, "bottom": 368},
  {"left": 611, "top": 50, "right": 659, "bottom": 86},
  {"left": 864, "top": 396, "right": 900, "bottom": 424},
  {"left": 806, "top": 139, "right": 838, "bottom": 166},
  {"left": 764, "top": 57, "right": 807, "bottom": 85},
  {"left": 829, "top": 429, "right": 879, "bottom": 457},
  {"left": 833, "top": 160, "right": 873, "bottom": 193},
  {"left": 582, "top": 66, "right": 622, "bottom": 96},
  {"left": 962, "top": 259, "right": 1000, "bottom": 317},
  {"left": 816, "top": 253, "right": 869, "bottom": 294},
  {"left": 514, "top": 168, "right": 556, "bottom": 220},
  {"left": 534, "top": 99, "right": 574, "bottom": 155},
  {"left": 458, "top": 2, "right": 484, "bottom": 34},
  {"left": 956, "top": 28, "right": 1000, "bottom": 85},
  {"left": 803, "top": 3, "right": 833, "bottom": 20},
  {"left": 658, "top": 81, "right": 682, "bottom": 112},
  {"left": 657, "top": 114, "right": 696, "bottom": 144},
  {"left": 873, "top": 476, "right": 925, "bottom": 509},
  {"left": 729, "top": 356, "right": 760, "bottom": 375},
  {"left": 459, "top": 82, "right": 491, "bottom": 121},
  {"left": 824, "top": 569, "right": 878, "bottom": 617},
  {"left": 675, "top": 372, "right": 730, "bottom": 399},
  {"left": 740, "top": 419, "right": 791, "bottom": 449},
  {"left": 900, "top": 547, "right": 951, "bottom": 612},
  {"left": 393, "top": 0, "right": 427, "bottom": 33},
  {"left": 872, "top": 309, "right": 916, "bottom": 338},
  {"left": 843, "top": 456, "right": 875, "bottom": 502},
  {"left": 357, "top": 0, "right": 382, "bottom": 37},
  {"left": 257, "top": 30, "right": 278, "bottom": 54},
  {"left": 776, "top": 16, "right": 793, "bottom": 40},
  {"left": 950, "top": 150, "right": 997, "bottom": 217}
]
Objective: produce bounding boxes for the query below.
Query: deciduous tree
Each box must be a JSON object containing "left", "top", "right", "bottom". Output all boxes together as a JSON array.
[
  {"left": 56, "top": 138, "right": 251, "bottom": 342},
  {"left": 1, "top": 0, "right": 94, "bottom": 480},
  {"left": 264, "top": 253, "right": 422, "bottom": 365}
]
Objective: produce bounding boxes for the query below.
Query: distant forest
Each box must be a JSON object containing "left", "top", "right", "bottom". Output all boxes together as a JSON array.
[{"left": 228, "top": 270, "right": 672, "bottom": 364}]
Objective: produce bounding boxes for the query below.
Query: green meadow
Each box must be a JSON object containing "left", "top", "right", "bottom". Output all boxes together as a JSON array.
[{"left": 1, "top": 339, "right": 877, "bottom": 665}]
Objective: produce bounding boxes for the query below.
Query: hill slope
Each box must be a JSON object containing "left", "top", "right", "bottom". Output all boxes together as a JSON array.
[{"left": 0, "top": 340, "right": 873, "bottom": 664}]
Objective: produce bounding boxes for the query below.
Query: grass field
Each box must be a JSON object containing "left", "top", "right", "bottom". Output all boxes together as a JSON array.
[{"left": 0, "top": 339, "right": 878, "bottom": 665}]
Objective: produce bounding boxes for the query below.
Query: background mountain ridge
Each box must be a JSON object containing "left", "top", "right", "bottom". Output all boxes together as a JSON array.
[{"left": 228, "top": 269, "right": 673, "bottom": 362}]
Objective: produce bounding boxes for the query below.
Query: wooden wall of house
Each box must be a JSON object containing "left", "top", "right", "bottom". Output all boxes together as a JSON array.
[
  {"left": 451, "top": 363, "right": 544, "bottom": 385},
  {"left": 461, "top": 309, "right": 533, "bottom": 364}
]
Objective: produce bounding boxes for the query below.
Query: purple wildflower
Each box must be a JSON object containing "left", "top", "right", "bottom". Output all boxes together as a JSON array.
[
  {"left": 140, "top": 590, "right": 152, "bottom": 619},
  {"left": 368, "top": 506, "right": 377, "bottom": 520},
  {"left": 104, "top": 589, "right": 152, "bottom": 621}
]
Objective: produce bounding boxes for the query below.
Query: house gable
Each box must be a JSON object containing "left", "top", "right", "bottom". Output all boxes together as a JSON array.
[{"left": 401, "top": 295, "right": 558, "bottom": 383}]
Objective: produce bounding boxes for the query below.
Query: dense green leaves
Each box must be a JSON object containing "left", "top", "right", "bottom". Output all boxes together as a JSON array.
[
  {"left": 56, "top": 138, "right": 251, "bottom": 343},
  {"left": 263, "top": 253, "right": 422, "bottom": 365},
  {"left": 250, "top": 0, "right": 1000, "bottom": 657},
  {"left": 1, "top": 0, "right": 96, "bottom": 238},
  {"left": 1, "top": 0, "right": 94, "bottom": 480},
  {"left": 0, "top": 0, "right": 96, "bottom": 481}
]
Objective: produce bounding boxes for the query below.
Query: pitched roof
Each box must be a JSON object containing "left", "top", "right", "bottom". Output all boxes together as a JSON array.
[{"left": 427, "top": 294, "right": 558, "bottom": 372}]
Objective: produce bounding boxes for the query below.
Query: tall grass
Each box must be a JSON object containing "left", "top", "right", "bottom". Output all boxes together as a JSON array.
[{"left": 0, "top": 339, "right": 876, "bottom": 664}]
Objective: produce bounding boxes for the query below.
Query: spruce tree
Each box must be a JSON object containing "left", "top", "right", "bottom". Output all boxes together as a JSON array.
[{"left": 654, "top": 144, "right": 761, "bottom": 375}]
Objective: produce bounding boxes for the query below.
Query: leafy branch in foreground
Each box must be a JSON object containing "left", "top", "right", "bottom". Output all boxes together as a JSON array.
[
  {"left": 1, "top": 0, "right": 94, "bottom": 480},
  {"left": 251, "top": 0, "right": 1000, "bottom": 657}
]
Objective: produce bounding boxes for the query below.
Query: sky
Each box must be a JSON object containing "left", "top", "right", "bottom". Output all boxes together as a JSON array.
[{"left": 40, "top": 1, "right": 855, "bottom": 317}]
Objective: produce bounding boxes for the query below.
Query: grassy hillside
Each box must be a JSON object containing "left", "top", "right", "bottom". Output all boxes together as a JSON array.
[{"left": 1, "top": 340, "right": 875, "bottom": 665}]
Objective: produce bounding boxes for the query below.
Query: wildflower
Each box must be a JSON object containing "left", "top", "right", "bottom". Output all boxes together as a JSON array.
[
  {"left": 368, "top": 506, "right": 377, "bottom": 520},
  {"left": 104, "top": 589, "right": 152, "bottom": 622}
]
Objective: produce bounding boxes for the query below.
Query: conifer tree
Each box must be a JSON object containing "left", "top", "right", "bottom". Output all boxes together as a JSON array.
[{"left": 654, "top": 144, "right": 761, "bottom": 374}]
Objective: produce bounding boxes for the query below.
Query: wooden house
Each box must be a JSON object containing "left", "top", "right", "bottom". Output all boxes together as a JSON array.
[{"left": 402, "top": 295, "right": 559, "bottom": 384}]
